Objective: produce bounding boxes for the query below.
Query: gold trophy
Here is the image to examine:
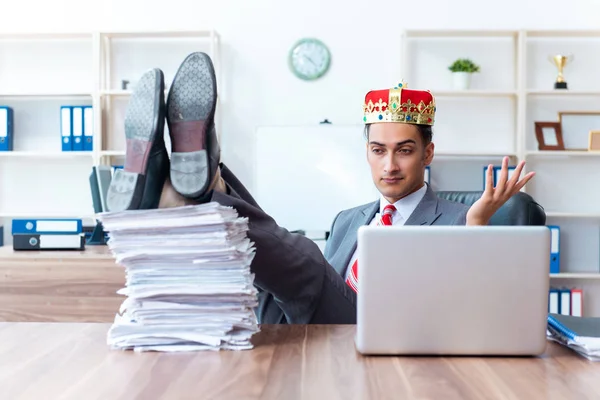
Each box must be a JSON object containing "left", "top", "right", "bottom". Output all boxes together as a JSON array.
[{"left": 548, "top": 54, "right": 573, "bottom": 89}]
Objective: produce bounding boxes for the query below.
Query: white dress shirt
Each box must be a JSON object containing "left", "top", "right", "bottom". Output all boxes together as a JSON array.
[{"left": 343, "top": 184, "right": 427, "bottom": 280}]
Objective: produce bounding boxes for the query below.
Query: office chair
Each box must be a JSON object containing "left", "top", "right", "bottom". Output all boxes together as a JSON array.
[{"left": 436, "top": 191, "right": 546, "bottom": 226}]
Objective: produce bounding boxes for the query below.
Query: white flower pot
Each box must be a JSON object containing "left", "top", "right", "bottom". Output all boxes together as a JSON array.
[{"left": 452, "top": 72, "right": 472, "bottom": 90}]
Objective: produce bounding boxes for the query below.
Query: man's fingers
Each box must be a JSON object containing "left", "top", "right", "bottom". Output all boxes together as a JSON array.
[
  {"left": 495, "top": 156, "right": 509, "bottom": 194},
  {"left": 485, "top": 164, "right": 494, "bottom": 193},
  {"left": 509, "top": 160, "right": 526, "bottom": 187},
  {"left": 514, "top": 171, "right": 535, "bottom": 193}
]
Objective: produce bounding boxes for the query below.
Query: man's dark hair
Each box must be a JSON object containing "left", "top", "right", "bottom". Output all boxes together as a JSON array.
[{"left": 364, "top": 123, "right": 433, "bottom": 146}]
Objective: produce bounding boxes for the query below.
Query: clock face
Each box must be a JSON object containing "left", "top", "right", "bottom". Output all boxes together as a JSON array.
[{"left": 289, "top": 38, "right": 331, "bottom": 81}]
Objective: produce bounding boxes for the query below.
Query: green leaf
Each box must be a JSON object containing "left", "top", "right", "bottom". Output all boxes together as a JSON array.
[{"left": 448, "top": 58, "right": 480, "bottom": 73}]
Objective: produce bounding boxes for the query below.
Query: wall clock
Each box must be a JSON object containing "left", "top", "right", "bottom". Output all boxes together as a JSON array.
[{"left": 288, "top": 38, "right": 331, "bottom": 81}]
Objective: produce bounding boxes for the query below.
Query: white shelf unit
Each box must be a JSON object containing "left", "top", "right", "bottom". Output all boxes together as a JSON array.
[
  {"left": 402, "top": 29, "right": 600, "bottom": 317},
  {"left": 0, "top": 30, "right": 221, "bottom": 246}
]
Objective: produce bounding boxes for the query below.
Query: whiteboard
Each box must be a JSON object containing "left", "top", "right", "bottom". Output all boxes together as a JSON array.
[{"left": 254, "top": 125, "right": 380, "bottom": 235}]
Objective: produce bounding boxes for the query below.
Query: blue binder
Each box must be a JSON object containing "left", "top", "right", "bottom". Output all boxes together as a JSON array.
[
  {"left": 0, "top": 225, "right": 3, "bottom": 246},
  {"left": 72, "top": 106, "right": 83, "bottom": 151},
  {"left": 12, "top": 218, "right": 82, "bottom": 235},
  {"left": 424, "top": 166, "right": 430, "bottom": 184},
  {"left": 83, "top": 105, "right": 93, "bottom": 151},
  {"left": 559, "top": 288, "right": 571, "bottom": 315},
  {"left": 0, "top": 106, "right": 14, "bottom": 151},
  {"left": 60, "top": 106, "right": 72, "bottom": 151},
  {"left": 548, "top": 225, "right": 560, "bottom": 273}
]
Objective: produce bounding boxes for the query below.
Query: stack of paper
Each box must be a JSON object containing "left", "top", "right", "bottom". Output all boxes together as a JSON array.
[
  {"left": 547, "top": 313, "right": 600, "bottom": 361},
  {"left": 96, "top": 202, "right": 259, "bottom": 352}
]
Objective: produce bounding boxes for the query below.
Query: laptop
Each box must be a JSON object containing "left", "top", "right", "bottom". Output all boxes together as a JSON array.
[{"left": 355, "top": 225, "right": 551, "bottom": 356}]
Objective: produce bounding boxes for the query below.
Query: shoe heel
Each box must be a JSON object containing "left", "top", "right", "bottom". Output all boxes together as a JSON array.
[
  {"left": 106, "top": 169, "right": 146, "bottom": 211},
  {"left": 170, "top": 150, "right": 209, "bottom": 197}
]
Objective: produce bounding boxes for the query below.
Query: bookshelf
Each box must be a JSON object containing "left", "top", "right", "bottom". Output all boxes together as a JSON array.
[
  {"left": 0, "top": 30, "right": 221, "bottom": 245},
  {"left": 402, "top": 29, "right": 600, "bottom": 316}
]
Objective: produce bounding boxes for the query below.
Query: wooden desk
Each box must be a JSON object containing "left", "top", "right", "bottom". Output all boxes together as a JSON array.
[
  {"left": 0, "top": 246, "right": 123, "bottom": 323},
  {"left": 0, "top": 323, "right": 598, "bottom": 399}
]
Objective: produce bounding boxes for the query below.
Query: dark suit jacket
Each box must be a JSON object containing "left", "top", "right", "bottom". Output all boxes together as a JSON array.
[
  {"left": 256, "top": 184, "right": 469, "bottom": 324},
  {"left": 324, "top": 184, "right": 470, "bottom": 277}
]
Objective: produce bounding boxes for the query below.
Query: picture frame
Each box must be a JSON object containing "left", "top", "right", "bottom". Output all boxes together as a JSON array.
[
  {"left": 589, "top": 130, "right": 600, "bottom": 151},
  {"left": 534, "top": 121, "right": 565, "bottom": 151},
  {"left": 558, "top": 111, "right": 600, "bottom": 150}
]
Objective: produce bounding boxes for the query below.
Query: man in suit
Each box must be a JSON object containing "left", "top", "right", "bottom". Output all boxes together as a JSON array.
[{"left": 106, "top": 53, "right": 535, "bottom": 325}]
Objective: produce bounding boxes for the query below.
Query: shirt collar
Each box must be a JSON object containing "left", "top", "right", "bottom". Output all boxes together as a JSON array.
[{"left": 379, "top": 183, "right": 428, "bottom": 222}]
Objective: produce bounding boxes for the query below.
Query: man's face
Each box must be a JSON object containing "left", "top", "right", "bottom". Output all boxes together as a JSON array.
[{"left": 366, "top": 123, "right": 434, "bottom": 203}]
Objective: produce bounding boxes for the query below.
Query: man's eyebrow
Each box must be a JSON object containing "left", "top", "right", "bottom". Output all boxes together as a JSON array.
[{"left": 368, "top": 139, "right": 416, "bottom": 147}]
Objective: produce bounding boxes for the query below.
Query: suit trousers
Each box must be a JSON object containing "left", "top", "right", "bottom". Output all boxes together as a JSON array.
[{"left": 212, "top": 163, "right": 357, "bottom": 324}]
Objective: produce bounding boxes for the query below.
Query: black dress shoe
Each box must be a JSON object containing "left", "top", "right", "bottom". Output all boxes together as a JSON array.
[
  {"left": 106, "top": 68, "right": 169, "bottom": 212},
  {"left": 166, "top": 52, "right": 220, "bottom": 200}
]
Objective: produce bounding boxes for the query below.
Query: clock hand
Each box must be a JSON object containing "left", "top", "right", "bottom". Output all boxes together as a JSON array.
[{"left": 303, "top": 55, "right": 317, "bottom": 67}]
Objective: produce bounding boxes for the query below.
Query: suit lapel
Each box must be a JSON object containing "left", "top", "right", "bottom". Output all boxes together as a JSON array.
[
  {"left": 404, "top": 184, "right": 442, "bottom": 226},
  {"left": 332, "top": 200, "right": 379, "bottom": 276}
]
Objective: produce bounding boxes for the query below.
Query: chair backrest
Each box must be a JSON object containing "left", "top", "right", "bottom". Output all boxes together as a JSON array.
[{"left": 436, "top": 191, "right": 546, "bottom": 226}]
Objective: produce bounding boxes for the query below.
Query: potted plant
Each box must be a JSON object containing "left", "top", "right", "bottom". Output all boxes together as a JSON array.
[{"left": 448, "top": 58, "right": 480, "bottom": 90}]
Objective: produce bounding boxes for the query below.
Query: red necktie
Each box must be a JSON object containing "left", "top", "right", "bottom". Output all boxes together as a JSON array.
[{"left": 346, "top": 204, "right": 396, "bottom": 293}]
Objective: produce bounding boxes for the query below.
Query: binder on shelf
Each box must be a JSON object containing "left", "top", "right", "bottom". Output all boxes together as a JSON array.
[
  {"left": 83, "top": 105, "right": 93, "bottom": 151},
  {"left": 72, "top": 106, "right": 83, "bottom": 151},
  {"left": 11, "top": 218, "right": 82, "bottom": 235},
  {"left": 0, "top": 225, "right": 3, "bottom": 247},
  {"left": 548, "top": 225, "right": 560, "bottom": 273},
  {"left": 0, "top": 106, "right": 14, "bottom": 152},
  {"left": 12, "top": 233, "right": 85, "bottom": 251},
  {"left": 60, "top": 106, "right": 72, "bottom": 151},
  {"left": 571, "top": 288, "right": 584, "bottom": 317},
  {"left": 424, "top": 166, "right": 430, "bottom": 184},
  {"left": 559, "top": 288, "right": 571, "bottom": 315},
  {"left": 549, "top": 288, "right": 559, "bottom": 314}
]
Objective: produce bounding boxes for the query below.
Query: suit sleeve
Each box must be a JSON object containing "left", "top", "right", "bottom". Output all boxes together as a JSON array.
[
  {"left": 453, "top": 205, "right": 469, "bottom": 226},
  {"left": 323, "top": 211, "right": 342, "bottom": 259}
]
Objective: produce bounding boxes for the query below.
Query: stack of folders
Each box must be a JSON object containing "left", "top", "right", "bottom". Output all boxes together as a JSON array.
[
  {"left": 547, "top": 313, "right": 600, "bottom": 361},
  {"left": 11, "top": 218, "right": 85, "bottom": 251},
  {"left": 96, "top": 202, "right": 260, "bottom": 352},
  {"left": 549, "top": 287, "right": 584, "bottom": 316},
  {"left": 60, "top": 105, "right": 93, "bottom": 151}
]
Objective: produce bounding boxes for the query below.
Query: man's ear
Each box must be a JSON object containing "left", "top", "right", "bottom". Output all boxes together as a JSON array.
[{"left": 424, "top": 142, "right": 435, "bottom": 165}]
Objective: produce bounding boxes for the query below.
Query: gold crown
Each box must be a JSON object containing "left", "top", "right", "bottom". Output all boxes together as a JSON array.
[{"left": 363, "top": 83, "right": 436, "bottom": 125}]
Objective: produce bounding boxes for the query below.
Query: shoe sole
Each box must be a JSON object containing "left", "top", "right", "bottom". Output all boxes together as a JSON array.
[
  {"left": 167, "top": 52, "right": 217, "bottom": 198},
  {"left": 106, "top": 69, "right": 164, "bottom": 212}
]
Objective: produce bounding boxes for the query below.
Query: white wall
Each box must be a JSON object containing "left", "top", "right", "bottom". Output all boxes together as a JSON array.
[{"left": 3, "top": 0, "right": 600, "bottom": 190}]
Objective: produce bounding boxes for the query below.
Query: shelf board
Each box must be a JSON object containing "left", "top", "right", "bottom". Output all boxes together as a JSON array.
[
  {"left": 101, "top": 30, "right": 218, "bottom": 39},
  {"left": 0, "top": 212, "right": 96, "bottom": 219},
  {"left": 526, "top": 30, "right": 600, "bottom": 38},
  {"left": 546, "top": 212, "right": 600, "bottom": 219},
  {"left": 527, "top": 90, "right": 600, "bottom": 96},
  {"left": 0, "top": 92, "right": 93, "bottom": 98},
  {"left": 0, "top": 151, "right": 93, "bottom": 158},
  {"left": 0, "top": 32, "right": 93, "bottom": 40},
  {"left": 433, "top": 90, "right": 517, "bottom": 97},
  {"left": 550, "top": 273, "right": 600, "bottom": 279},
  {"left": 435, "top": 151, "right": 517, "bottom": 158},
  {"left": 100, "top": 151, "right": 126, "bottom": 157},
  {"left": 526, "top": 150, "right": 600, "bottom": 157},
  {"left": 405, "top": 30, "right": 518, "bottom": 38}
]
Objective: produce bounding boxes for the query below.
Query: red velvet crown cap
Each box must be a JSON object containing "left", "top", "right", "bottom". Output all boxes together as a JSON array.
[{"left": 363, "top": 82, "right": 436, "bottom": 125}]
